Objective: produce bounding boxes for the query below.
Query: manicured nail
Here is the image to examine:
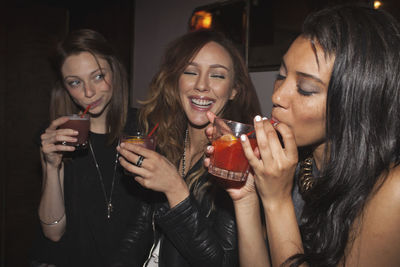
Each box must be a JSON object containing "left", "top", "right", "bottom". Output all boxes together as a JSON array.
[
  {"left": 255, "top": 115, "right": 262, "bottom": 122},
  {"left": 262, "top": 117, "right": 268, "bottom": 121},
  {"left": 240, "top": 134, "right": 246, "bottom": 142}
]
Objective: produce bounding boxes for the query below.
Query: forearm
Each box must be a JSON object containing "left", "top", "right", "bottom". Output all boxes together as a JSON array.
[
  {"left": 234, "top": 193, "right": 271, "bottom": 267},
  {"left": 263, "top": 198, "right": 303, "bottom": 267},
  {"left": 38, "top": 157, "right": 66, "bottom": 241}
]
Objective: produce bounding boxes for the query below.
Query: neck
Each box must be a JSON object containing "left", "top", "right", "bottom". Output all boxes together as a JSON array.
[
  {"left": 90, "top": 110, "right": 108, "bottom": 134},
  {"left": 187, "top": 126, "right": 208, "bottom": 157},
  {"left": 312, "top": 143, "right": 326, "bottom": 170}
]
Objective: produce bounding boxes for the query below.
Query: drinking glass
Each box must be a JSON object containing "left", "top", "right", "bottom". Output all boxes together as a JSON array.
[
  {"left": 120, "top": 131, "right": 156, "bottom": 175},
  {"left": 208, "top": 118, "right": 257, "bottom": 182},
  {"left": 59, "top": 114, "right": 90, "bottom": 149}
]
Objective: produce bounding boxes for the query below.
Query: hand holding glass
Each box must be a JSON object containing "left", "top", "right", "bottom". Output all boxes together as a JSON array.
[{"left": 120, "top": 132, "right": 156, "bottom": 175}]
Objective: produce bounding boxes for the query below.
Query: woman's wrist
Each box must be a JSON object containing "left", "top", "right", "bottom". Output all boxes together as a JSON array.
[
  {"left": 233, "top": 192, "right": 259, "bottom": 208},
  {"left": 165, "top": 179, "right": 190, "bottom": 208}
]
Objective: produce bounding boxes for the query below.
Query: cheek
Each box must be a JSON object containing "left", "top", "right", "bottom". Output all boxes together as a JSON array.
[
  {"left": 66, "top": 88, "right": 82, "bottom": 101},
  {"left": 212, "top": 82, "right": 233, "bottom": 100},
  {"left": 293, "top": 104, "right": 326, "bottom": 143},
  {"left": 178, "top": 77, "right": 194, "bottom": 94}
]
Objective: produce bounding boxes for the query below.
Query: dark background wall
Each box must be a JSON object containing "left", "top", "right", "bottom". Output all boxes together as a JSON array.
[{"left": 0, "top": 1, "right": 134, "bottom": 266}]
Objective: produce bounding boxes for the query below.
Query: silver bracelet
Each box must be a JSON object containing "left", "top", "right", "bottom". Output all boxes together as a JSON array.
[{"left": 39, "top": 213, "right": 65, "bottom": 225}]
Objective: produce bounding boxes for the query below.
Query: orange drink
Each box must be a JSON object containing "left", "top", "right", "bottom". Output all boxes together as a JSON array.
[{"left": 209, "top": 118, "right": 257, "bottom": 182}]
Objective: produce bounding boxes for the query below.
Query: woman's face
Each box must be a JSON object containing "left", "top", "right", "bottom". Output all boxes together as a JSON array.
[
  {"left": 62, "top": 52, "right": 113, "bottom": 116},
  {"left": 179, "top": 41, "right": 237, "bottom": 127},
  {"left": 271, "top": 36, "right": 334, "bottom": 147}
]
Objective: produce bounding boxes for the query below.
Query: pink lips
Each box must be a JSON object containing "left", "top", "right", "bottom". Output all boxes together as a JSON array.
[{"left": 88, "top": 97, "right": 102, "bottom": 109}]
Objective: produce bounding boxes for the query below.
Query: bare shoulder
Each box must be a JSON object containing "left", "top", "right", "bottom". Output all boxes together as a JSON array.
[
  {"left": 376, "top": 164, "right": 400, "bottom": 205},
  {"left": 365, "top": 164, "right": 400, "bottom": 225},
  {"left": 345, "top": 165, "right": 400, "bottom": 266}
]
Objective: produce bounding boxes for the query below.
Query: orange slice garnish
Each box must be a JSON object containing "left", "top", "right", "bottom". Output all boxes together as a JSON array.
[{"left": 219, "top": 134, "right": 237, "bottom": 142}]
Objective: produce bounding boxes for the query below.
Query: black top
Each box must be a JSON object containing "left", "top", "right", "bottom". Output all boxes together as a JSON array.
[
  {"left": 31, "top": 108, "right": 148, "bottom": 267},
  {"left": 143, "top": 158, "right": 239, "bottom": 267}
]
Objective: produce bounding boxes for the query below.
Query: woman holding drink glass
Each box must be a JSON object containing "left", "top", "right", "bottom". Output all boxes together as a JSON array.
[
  {"left": 32, "top": 29, "right": 152, "bottom": 266},
  {"left": 205, "top": 4, "right": 400, "bottom": 267},
  {"left": 117, "top": 30, "right": 261, "bottom": 266}
]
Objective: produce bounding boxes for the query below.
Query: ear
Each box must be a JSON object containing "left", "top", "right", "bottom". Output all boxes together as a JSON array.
[{"left": 229, "top": 87, "right": 238, "bottom": 100}]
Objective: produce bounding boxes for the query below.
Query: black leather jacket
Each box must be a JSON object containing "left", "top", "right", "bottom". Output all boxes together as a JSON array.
[{"left": 113, "top": 160, "right": 238, "bottom": 267}]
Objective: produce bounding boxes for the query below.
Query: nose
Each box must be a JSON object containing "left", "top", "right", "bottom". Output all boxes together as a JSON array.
[
  {"left": 83, "top": 81, "right": 96, "bottom": 98},
  {"left": 271, "top": 79, "right": 290, "bottom": 109},
  {"left": 194, "top": 73, "right": 209, "bottom": 92}
]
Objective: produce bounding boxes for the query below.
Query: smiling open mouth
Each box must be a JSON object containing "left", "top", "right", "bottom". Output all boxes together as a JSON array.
[{"left": 191, "top": 98, "right": 214, "bottom": 107}]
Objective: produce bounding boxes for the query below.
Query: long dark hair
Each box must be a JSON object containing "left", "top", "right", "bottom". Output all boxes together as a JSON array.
[
  {"left": 139, "top": 30, "right": 261, "bottom": 197},
  {"left": 50, "top": 29, "right": 129, "bottom": 143},
  {"left": 289, "top": 5, "right": 400, "bottom": 266}
]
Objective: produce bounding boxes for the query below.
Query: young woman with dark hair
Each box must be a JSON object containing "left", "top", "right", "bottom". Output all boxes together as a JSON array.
[
  {"left": 33, "top": 29, "right": 151, "bottom": 266},
  {"left": 206, "top": 4, "right": 400, "bottom": 267},
  {"left": 117, "top": 30, "right": 261, "bottom": 267}
]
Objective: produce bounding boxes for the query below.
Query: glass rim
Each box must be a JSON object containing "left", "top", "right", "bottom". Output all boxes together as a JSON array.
[
  {"left": 215, "top": 117, "right": 253, "bottom": 128},
  {"left": 64, "top": 114, "right": 90, "bottom": 119}
]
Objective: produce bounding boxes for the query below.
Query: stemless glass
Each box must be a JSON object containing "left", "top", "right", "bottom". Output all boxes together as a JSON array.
[
  {"left": 59, "top": 114, "right": 90, "bottom": 149},
  {"left": 208, "top": 118, "right": 257, "bottom": 182}
]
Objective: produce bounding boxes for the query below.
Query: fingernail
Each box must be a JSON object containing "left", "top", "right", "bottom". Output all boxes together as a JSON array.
[
  {"left": 120, "top": 142, "right": 125, "bottom": 147},
  {"left": 240, "top": 134, "right": 246, "bottom": 142},
  {"left": 262, "top": 117, "right": 268, "bottom": 121},
  {"left": 255, "top": 115, "right": 262, "bottom": 122},
  {"left": 207, "top": 145, "right": 212, "bottom": 151}
]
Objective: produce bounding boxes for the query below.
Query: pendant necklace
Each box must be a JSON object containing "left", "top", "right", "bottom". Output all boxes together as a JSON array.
[
  {"left": 181, "top": 129, "right": 188, "bottom": 177},
  {"left": 89, "top": 140, "right": 118, "bottom": 219}
]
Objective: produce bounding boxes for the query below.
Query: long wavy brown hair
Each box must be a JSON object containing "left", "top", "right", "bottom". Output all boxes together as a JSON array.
[
  {"left": 139, "top": 30, "right": 261, "bottom": 197},
  {"left": 49, "top": 29, "right": 129, "bottom": 143}
]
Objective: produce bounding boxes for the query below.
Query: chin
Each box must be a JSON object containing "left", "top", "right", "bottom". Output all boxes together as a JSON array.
[{"left": 188, "top": 118, "right": 209, "bottom": 128}]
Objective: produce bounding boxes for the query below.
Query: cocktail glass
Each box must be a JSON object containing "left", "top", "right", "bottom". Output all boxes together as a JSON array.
[
  {"left": 120, "top": 131, "right": 156, "bottom": 175},
  {"left": 208, "top": 118, "right": 257, "bottom": 182},
  {"left": 59, "top": 114, "right": 90, "bottom": 149}
]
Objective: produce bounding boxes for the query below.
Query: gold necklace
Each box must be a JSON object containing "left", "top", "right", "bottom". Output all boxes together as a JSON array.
[
  {"left": 89, "top": 140, "right": 118, "bottom": 219},
  {"left": 298, "top": 157, "right": 315, "bottom": 195}
]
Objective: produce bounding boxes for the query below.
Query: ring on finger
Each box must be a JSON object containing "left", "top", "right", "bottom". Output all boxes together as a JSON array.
[{"left": 135, "top": 155, "right": 144, "bottom": 167}]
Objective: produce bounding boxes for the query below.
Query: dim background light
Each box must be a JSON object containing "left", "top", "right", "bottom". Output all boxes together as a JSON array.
[
  {"left": 374, "top": 1, "right": 382, "bottom": 9},
  {"left": 190, "top": 10, "right": 213, "bottom": 31}
]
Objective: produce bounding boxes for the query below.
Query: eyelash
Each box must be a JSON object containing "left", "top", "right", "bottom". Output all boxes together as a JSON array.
[
  {"left": 297, "top": 85, "right": 314, "bottom": 96},
  {"left": 183, "top": 71, "right": 225, "bottom": 79},
  {"left": 183, "top": 71, "right": 196, "bottom": 75},
  {"left": 275, "top": 74, "right": 315, "bottom": 96},
  {"left": 95, "top": 74, "right": 105, "bottom": 80},
  {"left": 68, "top": 80, "right": 81, "bottom": 88},
  {"left": 276, "top": 74, "right": 286, "bottom": 80}
]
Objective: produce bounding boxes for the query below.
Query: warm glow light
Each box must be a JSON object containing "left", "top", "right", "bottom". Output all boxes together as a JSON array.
[
  {"left": 374, "top": 1, "right": 382, "bottom": 9},
  {"left": 190, "top": 10, "right": 213, "bottom": 30}
]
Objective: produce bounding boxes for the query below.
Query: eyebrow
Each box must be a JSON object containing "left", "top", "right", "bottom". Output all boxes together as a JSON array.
[
  {"left": 63, "top": 68, "right": 107, "bottom": 81},
  {"left": 281, "top": 60, "right": 326, "bottom": 86},
  {"left": 188, "top": 62, "right": 230, "bottom": 71}
]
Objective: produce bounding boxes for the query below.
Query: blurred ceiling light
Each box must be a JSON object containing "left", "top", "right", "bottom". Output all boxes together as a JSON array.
[
  {"left": 190, "top": 10, "right": 213, "bottom": 31},
  {"left": 373, "top": 0, "right": 382, "bottom": 9}
]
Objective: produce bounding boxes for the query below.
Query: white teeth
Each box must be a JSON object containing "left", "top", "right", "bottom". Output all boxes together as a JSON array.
[{"left": 191, "top": 98, "right": 213, "bottom": 106}]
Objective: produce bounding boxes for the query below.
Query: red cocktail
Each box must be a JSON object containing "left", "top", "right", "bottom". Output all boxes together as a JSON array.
[
  {"left": 209, "top": 118, "right": 257, "bottom": 182},
  {"left": 59, "top": 114, "right": 90, "bottom": 149}
]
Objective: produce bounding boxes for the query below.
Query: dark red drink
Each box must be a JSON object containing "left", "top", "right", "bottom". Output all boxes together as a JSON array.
[{"left": 59, "top": 114, "right": 90, "bottom": 149}]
